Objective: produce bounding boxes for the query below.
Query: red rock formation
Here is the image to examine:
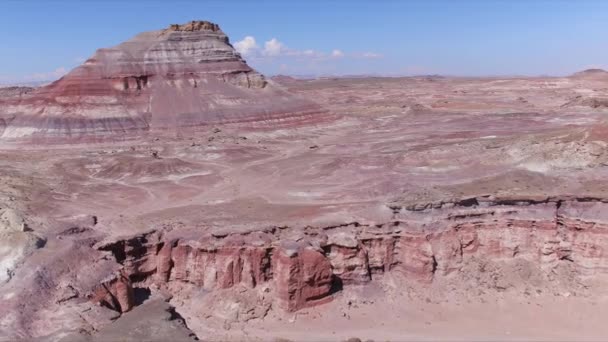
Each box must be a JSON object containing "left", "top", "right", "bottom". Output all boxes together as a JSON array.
[
  {"left": 325, "top": 231, "right": 371, "bottom": 284},
  {"left": 395, "top": 234, "right": 436, "bottom": 282},
  {"left": 156, "top": 241, "right": 174, "bottom": 283},
  {"left": 168, "top": 242, "right": 272, "bottom": 289},
  {"left": 274, "top": 243, "right": 334, "bottom": 311},
  {"left": 0, "top": 20, "right": 324, "bottom": 142},
  {"left": 90, "top": 271, "right": 135, "bottom": 313},
  {"left": 559, "top": 201, "right": 608, "bottom": 273},
  {"left": 89, "top": 196, "right": 608, "bottom": 313}
]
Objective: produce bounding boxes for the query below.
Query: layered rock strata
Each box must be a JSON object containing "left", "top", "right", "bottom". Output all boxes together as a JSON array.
[
  {"left": 91, "top": 195, "right": 608, "bottom": 313},
  {"left": 0, "top": 21, "right": 323, "bottom": 142}
]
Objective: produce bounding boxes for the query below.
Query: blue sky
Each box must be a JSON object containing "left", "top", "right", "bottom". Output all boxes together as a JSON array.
[{"left": 1, "top": 0, "right": 608, "bottom": 83}]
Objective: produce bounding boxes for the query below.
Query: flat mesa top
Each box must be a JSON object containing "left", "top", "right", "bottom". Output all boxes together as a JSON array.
[{"left": 164, "top": 20, "right": 221, "bottom": 32}]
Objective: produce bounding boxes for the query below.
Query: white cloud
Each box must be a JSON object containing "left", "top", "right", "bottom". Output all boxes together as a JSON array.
[
  {"left": 296, "top": 49, "right": 325, "bottom": 58},
  {"left": 331, "top": 49, "right": 344, "bottom": 58},
  {"left": 233, "top": 35, "right": 384, "bottom": 71},
  {"left": 361, "top": 52, "right": 383, "bottom": 59},
  {"left": 263, "top": 38, "right": 285, "bottom": 56},
  {"left": 234, "top": 36, "right": 259, "bottom": 56},
  {"left": 235, "top": 36, "right": 330, "bottom": 60}
]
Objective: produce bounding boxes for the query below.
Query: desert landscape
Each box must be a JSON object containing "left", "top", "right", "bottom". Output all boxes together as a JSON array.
[{"left": 2, "top": 18, "right": 608, "bottom": 341}]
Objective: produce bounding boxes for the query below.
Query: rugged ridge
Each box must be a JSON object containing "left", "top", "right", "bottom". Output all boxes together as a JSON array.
[{"left": 0, "top": 20, "right": 324, "bottom": 142}]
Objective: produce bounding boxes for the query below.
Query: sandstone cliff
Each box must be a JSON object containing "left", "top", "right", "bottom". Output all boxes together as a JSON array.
[{"left": 84, "top": 195, "right": 608, "bottom": 315}]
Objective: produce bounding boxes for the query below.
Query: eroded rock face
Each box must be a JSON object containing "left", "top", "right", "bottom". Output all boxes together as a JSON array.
[
  {"left": 89, "top": 196, "right": 608, "bottom": 314},
  {"left": 0, "top": 20, "right": 323, "bottom": 142},
  {"left": 89, "top": 272, "right": 135, "bottom": 313},
  {"left": 274, "top": 243, "right": 334, "bottom": 311},
  {"left": 5, "top": 195, "right": 608, "bottom": 339},
  {"left": 165, "top": 20, "right": 221, "bottom": 32}
]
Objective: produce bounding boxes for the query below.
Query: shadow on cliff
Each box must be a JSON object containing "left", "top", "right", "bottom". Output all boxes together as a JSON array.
[
  {"left": 133, "top": 287, "right": 151, "bottom": 306},
  {"left": 330, "top": 275, "right": 343, "bottom": 295}
]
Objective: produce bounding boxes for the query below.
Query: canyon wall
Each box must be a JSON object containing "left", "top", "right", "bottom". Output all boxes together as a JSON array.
[{"left": 91, "top": 195, "right": 608, "bottom": 313}]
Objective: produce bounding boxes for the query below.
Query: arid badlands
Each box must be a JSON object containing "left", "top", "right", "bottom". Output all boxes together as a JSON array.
[{"left": 3, "top": 20, "right": 608, "bottom": 341}]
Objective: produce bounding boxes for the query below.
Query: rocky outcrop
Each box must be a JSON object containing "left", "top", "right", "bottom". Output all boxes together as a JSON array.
[
  {"left": 90, "top": 195, "right": 608, "bottom": 313},
  {"left": 274, "top": 242, "right": 334, "bottom": 311},
  {"left": 165, "top": 20, "right": 221, "bottom": 32},
  {"left": 0, "top": 208, "right": 45, "bottom": 283},
  {"left": 89, "top": 271, "right": 135, "bottom": 313},
  {"left": 0, "top": 208, "right": 28, "bottom": 232},
  {"left": 0, "top": 20, "right": 324, "bottom": 142},
  {"left": 4, "top": 195, "right": 608, "bottom": 339}
]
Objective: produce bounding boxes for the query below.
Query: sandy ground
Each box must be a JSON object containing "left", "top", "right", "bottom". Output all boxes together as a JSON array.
[{"left": 181, "top": 275, "right": 608, "bottom": 342}]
